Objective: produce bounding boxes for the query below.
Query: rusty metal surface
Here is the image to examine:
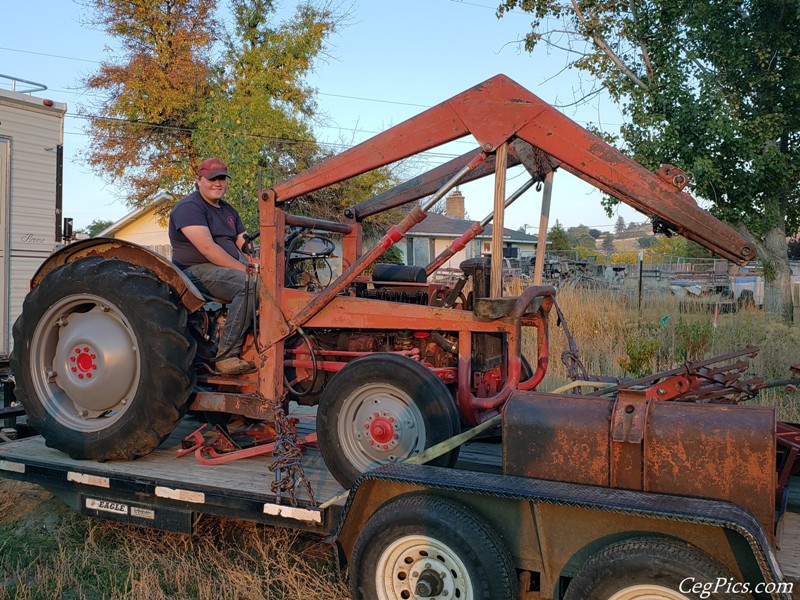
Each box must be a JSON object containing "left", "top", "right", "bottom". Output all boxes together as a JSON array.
[
  {"left": 645, "top": 401, "right": 776, "bottom": 543},
  {"left": 503, "top": 392, "right": 612, "bottom": 486},
  {"left": 30, "top": 237, "right": 206, "bottom": 312},
  {"left": 265, "top": 73, "right": 753, "bottom": 264},
  {"left": 189, "top": 391, "right": 277, "bottom": 421},
  {"left": 503, "top": 391, "right": 777, "bottom": 543},
  {"left": 610, "top": 389, "right": 650, "bottom": 490}
]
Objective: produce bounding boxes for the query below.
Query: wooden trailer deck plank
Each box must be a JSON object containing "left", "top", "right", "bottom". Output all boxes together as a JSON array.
[{"left": 0, "top": 417, "right": 345, "bottom": 504}]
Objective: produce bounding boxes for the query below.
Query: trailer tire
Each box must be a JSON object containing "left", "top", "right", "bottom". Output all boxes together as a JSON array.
[
  {"left": 11, "top": 257, "right": 196, "bottom": 460},
  {"left": 349, "top": 494, "right": 517, "bottom": 600},
  {"left": 563, "top": 537, "right": 751, "bottom": 600},
  {"left": 317, "top": 353, "right": 459, "bottom": 488}
]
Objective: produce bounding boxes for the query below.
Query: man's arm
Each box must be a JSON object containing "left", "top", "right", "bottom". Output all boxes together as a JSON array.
[
  {"left": 181, "top": 225, "right": 246, "bottom": 272},
  {"left": 235, "top": 232, "right": 247, "bottom": 253}
]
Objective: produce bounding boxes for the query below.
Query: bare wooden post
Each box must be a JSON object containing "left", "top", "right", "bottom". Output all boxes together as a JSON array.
[
  {"left": 533, "top": 171, "right": 554, "bottom": 285},
  {"left": 490, "top": 143, "right": 508, "bottom": 298}
]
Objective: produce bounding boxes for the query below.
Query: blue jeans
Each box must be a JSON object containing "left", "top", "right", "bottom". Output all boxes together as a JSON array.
[{"left": 186, "top": 263, "right": 257, "bottom": 357}]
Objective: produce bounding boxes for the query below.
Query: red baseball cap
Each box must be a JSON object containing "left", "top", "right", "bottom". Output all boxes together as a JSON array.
[{"left": 196, "top": 157, "right": 229, "bottom": 179}]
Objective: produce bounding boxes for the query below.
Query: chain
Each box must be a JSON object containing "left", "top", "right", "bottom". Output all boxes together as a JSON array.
[
  {"left": 268, "top": 402, "right": 316, "bottom": 507},
  {"left": 553, "top": 299, "right": 589, "bottom": 384}
]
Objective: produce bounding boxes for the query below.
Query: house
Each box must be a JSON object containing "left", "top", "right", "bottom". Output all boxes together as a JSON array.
[
  {"left": 402, "top": 190, "right": 538, "bottom": 270},
  {"left": 97, "top": 192, "right": 172, "bottom": 258}
]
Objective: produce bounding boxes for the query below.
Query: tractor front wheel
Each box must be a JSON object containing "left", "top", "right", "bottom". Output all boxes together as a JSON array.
[{"left": 317, "top": 353, "right": 459, "bottom": 488}]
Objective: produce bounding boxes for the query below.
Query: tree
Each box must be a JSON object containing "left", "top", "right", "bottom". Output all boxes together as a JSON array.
[
  {"left": 81, "top": 0, "right": 395, "bottom": 233},
  {"left": 614, "top": 216, "right": 626, "bottom": 235},
  {"left": 547, "top": 220, "right": 572, "bottom": 251},
  {"left": 83, "top": 219, "right": 115, "bottom": 237},
  {"left": 193, "top": 0, "right": 339, "bottom": 229},
  {"left": 497, "top": 0, "right": 800, "bottom": 320},
  {"left": 588, "top": 228, "right": 601, "bottom": 239},
  {"left": 81, "top": 0, "right": 216, "bottom": 206},
  {"left": 602, "top": 232, "right": 615, "bottom": 253}
]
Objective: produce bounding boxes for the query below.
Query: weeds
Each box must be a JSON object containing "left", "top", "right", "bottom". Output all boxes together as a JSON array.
[
  {"left": 527, "top": 286, "right": 800, "bottom": 420},
  {"left": 0, "top": 480, "right": 349, "bottom": 600}
]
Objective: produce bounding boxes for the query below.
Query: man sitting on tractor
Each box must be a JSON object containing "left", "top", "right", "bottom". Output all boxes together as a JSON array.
[{"left": 168, "top": 157, "right": 256, "bottom": 374}]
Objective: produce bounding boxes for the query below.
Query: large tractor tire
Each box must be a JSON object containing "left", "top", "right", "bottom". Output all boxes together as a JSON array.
[
  {"left": 317, "top": 353, "right": 460, "bottom": 489},
  {"left": 10, "top": 257, "right": 196, "bottom": 460}
]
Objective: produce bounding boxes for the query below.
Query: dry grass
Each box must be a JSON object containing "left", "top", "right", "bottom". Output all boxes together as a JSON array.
[
  {"left": 0, "top": 480, "right": 349, "bottom": 600},
  {"left": 523, "top": 284, "right": 800, "bottom": 420}
]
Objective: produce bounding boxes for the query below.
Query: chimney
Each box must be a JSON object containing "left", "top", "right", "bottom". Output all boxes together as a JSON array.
[{"left": 445, "top": 189, "right": 465, "bottom": 219}]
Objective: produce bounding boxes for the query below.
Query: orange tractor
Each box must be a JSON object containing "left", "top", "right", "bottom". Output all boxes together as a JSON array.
[{"left": 12, "top": 74, "right": 790, "bottom": 496}]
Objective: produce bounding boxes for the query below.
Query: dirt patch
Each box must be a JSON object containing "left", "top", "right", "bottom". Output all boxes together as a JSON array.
[{"left": 0, "top": 479, "right": 62, "bottom": 529}]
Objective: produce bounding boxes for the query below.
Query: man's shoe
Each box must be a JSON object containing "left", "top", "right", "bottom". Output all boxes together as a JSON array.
[{"left": 215, "top": 357, "right": 256, "bottom": 374}]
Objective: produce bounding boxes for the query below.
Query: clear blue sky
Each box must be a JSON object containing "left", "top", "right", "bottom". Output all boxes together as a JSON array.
[{"left": 1, "top": 0, "right": 644, "bottom": 233}]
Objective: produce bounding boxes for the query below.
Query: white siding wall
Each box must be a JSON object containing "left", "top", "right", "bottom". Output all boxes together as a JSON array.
[{"left": 0, "top": 90, "right": 65, "bottom": 357}]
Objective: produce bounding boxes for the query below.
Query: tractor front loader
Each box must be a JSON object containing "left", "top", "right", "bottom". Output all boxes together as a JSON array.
[{"left": 11, "top": 75, "right": 763, "bottom": 490}]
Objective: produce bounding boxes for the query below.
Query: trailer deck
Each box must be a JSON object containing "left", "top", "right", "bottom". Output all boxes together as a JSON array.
[{"left": 0, "top": 414, "right": 502, "bottom": 537}]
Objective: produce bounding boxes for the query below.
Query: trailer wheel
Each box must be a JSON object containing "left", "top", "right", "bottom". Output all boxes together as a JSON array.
[
  {"left": 350, "top": 494, "right": 517, "bottom": 600},
  {"left": 564, "top": 537, "right": 750, "bottom": 600},
  {"left": 11, "top": 257, "right": 196, "bottom": 460},
  {"left": 317, "top": 353, "right": 459, "bottom": 488}
]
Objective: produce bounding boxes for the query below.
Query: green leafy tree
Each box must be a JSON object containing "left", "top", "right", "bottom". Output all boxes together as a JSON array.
[
  {"left": 614, "top": 216, "right": 626, "bottom": 235},
  {"left": 82, "top": 219, "right": 115, "bottom": 237},
  {"left": 193, "top": 0, "right": 338, "bottom": 229},
  {"left": 497, "top": 0, "right": 800, "bottom": 320},
  {"left": 602, "top": 232, "right": 615, "bottom": 253},
  {"left": 638, "top": 236, "right": 657, "bottom": 249},
  {"left": 547, "top": 220, "right": 573, "bottom": 251}
]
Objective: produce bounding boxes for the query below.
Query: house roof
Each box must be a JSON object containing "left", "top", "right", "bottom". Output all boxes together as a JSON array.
[
  {"left": 406, "top": 212, "right": 537, "bottom": 242},
  {"left": 97, "top": 192, "right": 172, "bottom": 237}
]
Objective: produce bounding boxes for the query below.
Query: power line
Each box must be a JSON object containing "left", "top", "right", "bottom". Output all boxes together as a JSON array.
[{"left": 0, "top": 45, "right": 100, "bottom": 64}]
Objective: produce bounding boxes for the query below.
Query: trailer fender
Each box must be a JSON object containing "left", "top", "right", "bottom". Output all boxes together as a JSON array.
[
  {"left": 336, "top": 463, "right": 787, "bottom": 600},
  {"left": 30, "top": 238, "right": 206, "bottom": 312}
]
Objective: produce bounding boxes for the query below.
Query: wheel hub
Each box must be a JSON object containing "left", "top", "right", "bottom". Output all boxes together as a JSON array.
[
  {"left": 366, "top": 413, "right": 398, "bottom": 448},
  {"left": 70, "top": 345, "right": 98, "bottom": 380},
  {"left": 53, "top": 308, "right": 139, "bottom": 413},
  {"left": 414, "top": 569, "right": 445, "bottom": 597},
  {"left": 377, "top": 535, "right": 470, "bottom": 600}
]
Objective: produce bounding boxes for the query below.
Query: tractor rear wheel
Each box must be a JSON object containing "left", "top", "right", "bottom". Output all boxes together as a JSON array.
[
  {"left": 10, "top": 257, "right": 196, "bottom": 460},
  {"left": 317, "top": 353, "right": 459, "bottom": 488}
]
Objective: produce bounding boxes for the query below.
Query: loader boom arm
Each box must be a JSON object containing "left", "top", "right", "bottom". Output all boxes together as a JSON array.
[{"left": 267, "top": 75, "right": 753, "bottom": 264}]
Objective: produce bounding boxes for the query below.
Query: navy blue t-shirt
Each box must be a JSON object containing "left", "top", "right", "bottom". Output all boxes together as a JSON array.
[{"left": 168, "top": 190, "right": 246, "bottom": 268}]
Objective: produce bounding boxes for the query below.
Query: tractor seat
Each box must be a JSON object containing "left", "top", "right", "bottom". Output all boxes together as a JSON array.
[{"left": 372, "top": 263, "right": 427, "bottom": 285}]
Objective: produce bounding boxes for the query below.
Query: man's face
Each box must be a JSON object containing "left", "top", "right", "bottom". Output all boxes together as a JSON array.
[{"left": 197, "top": 175, "right": 227, "bottom": 203}]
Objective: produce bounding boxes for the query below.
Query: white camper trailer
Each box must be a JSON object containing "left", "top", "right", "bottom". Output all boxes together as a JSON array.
[{"left": 0, "top": 79, "right": 66, "bottom": 362}]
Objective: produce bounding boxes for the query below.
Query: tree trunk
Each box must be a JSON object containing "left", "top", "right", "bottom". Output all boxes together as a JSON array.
[{"left": 761, "top": 224, "right": 793, "bottom": 323}]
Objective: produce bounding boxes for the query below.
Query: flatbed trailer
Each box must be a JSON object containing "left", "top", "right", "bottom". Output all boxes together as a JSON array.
[{"left": 0, "top": 411, "right": 798, "bottom": 600}]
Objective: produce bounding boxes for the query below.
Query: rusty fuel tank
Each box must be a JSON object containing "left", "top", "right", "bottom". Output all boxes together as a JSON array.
[{"left": 503, "top": 390, "right": 776, "bottom": 542}]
